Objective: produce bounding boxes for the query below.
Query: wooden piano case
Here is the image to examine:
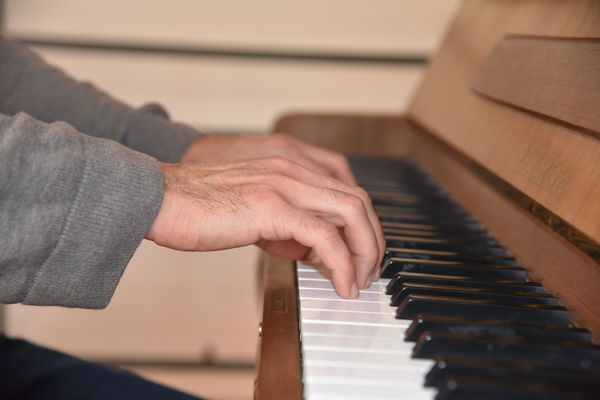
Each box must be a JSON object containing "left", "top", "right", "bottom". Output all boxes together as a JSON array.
[{"left": 255, "top": 1, "right": 600, "bottom": 398}]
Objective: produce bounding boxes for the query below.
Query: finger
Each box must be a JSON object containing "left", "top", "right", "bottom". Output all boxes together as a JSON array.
[
  {"left": 255, "top": 159, "right": 385, "bottom": 280},
  {"left": 203, "top": 158, "right": 384, "bottom": 283},
  {"left": 256, "top": 239, "right": 311, "bottom": 260},
  {"left": 269, "top": 134, "right": 355, "bottom": 183},
  {"left": 262, "top": 199, "right": 358, "bottom": 299},
  {"left": 265, "top": 176, "right": 379, "bottom": 289},
  {"left": 290, "top": 214, "right": 358, "bottom": 299},
  {"left": 261, "top": 137, "right": 337, "bottom": 178},
  {"left": 296, "top": 143, "right": 357, "bottom": 185}
]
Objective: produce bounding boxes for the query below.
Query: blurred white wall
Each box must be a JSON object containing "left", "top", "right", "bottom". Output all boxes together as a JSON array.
[{"left": 4, "top": 0, "right": 460, "bottom": 131}]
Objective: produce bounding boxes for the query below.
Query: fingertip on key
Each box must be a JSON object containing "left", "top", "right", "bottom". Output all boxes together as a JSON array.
[{"left": 350, "top": 282, "right": 359, "bottom": 298}]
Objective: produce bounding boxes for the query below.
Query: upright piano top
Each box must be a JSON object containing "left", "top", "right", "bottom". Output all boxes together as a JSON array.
[{"left": 408, "top": 0, "right": 600, "bottom": 252}]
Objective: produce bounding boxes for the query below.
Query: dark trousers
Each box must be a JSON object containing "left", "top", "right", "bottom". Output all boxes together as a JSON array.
[{"left": 0, "top": 334, "right": 205, "bottom": 400}]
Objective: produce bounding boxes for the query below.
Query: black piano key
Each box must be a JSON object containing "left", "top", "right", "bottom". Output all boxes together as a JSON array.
[
  {"left": 375, "top": 203, "right": 465, "bottom": 213},
  {"left": 374, "top": 205, "right": 469, "bottom": 219},
  {"left": 405, "top": 315, "right": 591, "bottom": 343},
  {"left": 385, "top": 236, "right": 501, "bottom": 250},
  {"left": 391, "top": 281, "right": 556, "bottom": 302},
  {"left": 380, "top": 216, "right": 481, "bottom": 230},
  {"left": 384, "top": 248, "right": 518, "bottom": 266},
  {"left": 425, "top": 358, "right": 600, "bottom": 392},
  {"left": 382, "top": 227, "right": 495, "bottom": 242},
  {"left": 381, "top": 258, "right": 529, "bottom": 280},
  {"left": 433, "top": 374, "right": 600, "bottom": 400},
  {"left": 413, "top": 331, "right": 600, "bottom": 369},
  {"left": 366, "top": 192, "right": 452, "bottom": 206},
  {"left": 374, "top": 200, "right": 465, "bottom": 212},
  {"left": 384, "top": 236, "right": 503, "bottom": 253},
  {"left": 351, "top": 156, "right": 600, "bottom": 397},
  {"left": 390, "top": 285, "right": 558, "bottom": 307},
  {"left": 378, "top": 207, "right": 475, "bottom": 221},
  {"left": 385, "top": 271, "right": 546, "bottom": 295},
  {"left": 396, "top": 294, "right": 571, "bottom": 325},
  {"left": 380, "top": 221, "right": 489, "bottom": 238},
  {"left": 384, "top": 239, "right": 507, "bottom": 256}
]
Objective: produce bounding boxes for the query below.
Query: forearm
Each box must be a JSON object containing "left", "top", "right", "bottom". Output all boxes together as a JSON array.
[
  {"left": 0, "top": 39, "right": 201, "bottom": 162},
  {"left": 0, "top": 112, "right": 163, "bottom": 308}
]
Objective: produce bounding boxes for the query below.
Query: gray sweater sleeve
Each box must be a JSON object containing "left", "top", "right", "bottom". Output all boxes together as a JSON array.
[
  {"left": 0, "top": 39, "right": 201, "bottom": 163},
  {"left": 0, "top": 112, "right": 164, "bottom": 309},
  {"left": 0, "top": 40, "right": 207, "bottom": 309}
]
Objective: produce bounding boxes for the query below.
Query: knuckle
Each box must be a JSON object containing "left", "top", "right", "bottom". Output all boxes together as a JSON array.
[
  {"left": 354, "top": 186, "right": 370, "bottom": 202},
  {"left": 266, "top": 155, "right": 294, "bottom": 170},
  {"left": 248, "top": 186, "right": 285, "bottom": 208},
  {"left": 261, "top": 171, "right": 298, "bottom": 189},
  {"left": 342, "top": 193, "right": 365, "bottom": 215},
  {"left": 330, "top": 152, "right": 348, "bottom": 166}
]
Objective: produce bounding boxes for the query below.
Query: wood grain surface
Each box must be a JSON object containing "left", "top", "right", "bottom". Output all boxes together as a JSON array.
[
  {"left": 255, "top": 255, "right": 302, "bottom": 400},
  {"left": 409, "top": 0, "right": 600, "bottom": 244},
  {"left": 473, "top": 36, "right": 600, "bottom": 136}
]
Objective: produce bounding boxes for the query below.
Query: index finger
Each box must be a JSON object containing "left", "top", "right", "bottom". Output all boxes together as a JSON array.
[
  {"left": 271, "top": 207, "right": 358, "bottom": 299},
  {"left": 297, "top": 143, "right": 357, "bottom": 185}
]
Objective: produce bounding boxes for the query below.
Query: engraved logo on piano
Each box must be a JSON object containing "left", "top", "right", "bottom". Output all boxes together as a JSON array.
[
  {"left": 516, "top": 145, "right": 574, "bottom": 192},
  {"left": 269, "top": 289, "right": 288, "bottom": 313}
]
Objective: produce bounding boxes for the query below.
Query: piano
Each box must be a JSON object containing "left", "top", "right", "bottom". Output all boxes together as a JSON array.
[{"left": 255, "top": 1, "right": 600, "bottom": 399}]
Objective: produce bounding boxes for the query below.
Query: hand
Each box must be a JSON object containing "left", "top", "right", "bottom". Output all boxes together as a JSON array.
[
  {"left": 181, "top": 133, "right": 357, "bottom": 185},
  {"left": 145, "top": 157, "right": 385, "bottom": 299}
]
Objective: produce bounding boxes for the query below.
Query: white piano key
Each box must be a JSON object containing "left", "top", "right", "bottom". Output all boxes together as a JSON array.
[
  {"left": 299, "top": 278, "right": 388, "bottom": 292},
  {"left": 300, "top": 321, "right": 405, "bottom": 338},
  {"left": 304, "top": 381, "right": 436, "bottom": 400},
  {"left": 298, "top": 278, "right": 385, "bottom": 292},
  {"left": 307, "top": 393, "right": 434, "bottom": 400},
  {"left": 307, "top": 395, "right": 434, "bottom": 400},
  {"left": 304, "top": 364, "right": 427, "bottom": 387},
  {"left": 304, "top": 344, "right": 412, "bottom": 356},
  {"left": 300, "top": 298, "right": 393, "bottom": 313},
  {"left": 299, "top": 288, "right": 387, "bottom": 302},
  {"left": 297, "top": 269, "right": 333, "bottom": 278},
  {"left": 306, "top": 376, "right": 426, "bottom": 388},
  {"left": 297, "top": 262, "right": 435, "bottom": 400},
  {"left": 302, "top": 348, "right": 416, "bottom": 365},
  {"left": 297, "top": 264, "right": 330, "bottom": 272},
  {"left": 296, "top": 265, "right": 390, "bottom": 284},
  {"left": 300, "top": 309, "right": 403, "bottom": 326},
  {"left": 302, "top": 334, "right": 413, "bottom": 350},
  {"left": 304, "top": 358, "right": 434, "bottom": 373}
]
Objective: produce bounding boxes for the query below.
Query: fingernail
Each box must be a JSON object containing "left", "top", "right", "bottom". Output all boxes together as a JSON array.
[
  {"left": 366, "top": 276, "right": 372, "bottom": 288},
  {"left": 351, "top": 282, "right": 359, "bottom": 298}
]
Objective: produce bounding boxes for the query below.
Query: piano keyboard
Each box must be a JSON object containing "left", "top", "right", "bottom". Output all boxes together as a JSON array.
[{"left": 297, "top": 157, "right": 600, "bottom": 400}]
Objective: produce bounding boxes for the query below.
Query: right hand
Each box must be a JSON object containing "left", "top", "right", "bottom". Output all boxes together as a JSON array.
[{"left": 145, "top": 156, "right": 384, "bottom": 299}]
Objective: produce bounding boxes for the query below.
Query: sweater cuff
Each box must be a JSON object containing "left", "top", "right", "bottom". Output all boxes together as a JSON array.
[{"left": 23, "top": 137, "right": 164, "bottom": 309}]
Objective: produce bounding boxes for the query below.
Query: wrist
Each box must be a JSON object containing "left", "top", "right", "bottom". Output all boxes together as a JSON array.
[{"left": 145, "top": 163, "right": 177, "bottom": 244}]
